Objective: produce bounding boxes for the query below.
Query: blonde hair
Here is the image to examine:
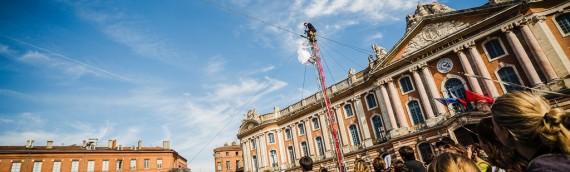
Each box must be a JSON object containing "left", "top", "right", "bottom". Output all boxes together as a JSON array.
[
  {"left": 491, "top": 91, "right": 570, "bottom": 155},
  {"left": 427, "top": 153, "right": 479, "bottom": 172},
  {"left": 354, "top": 159, "right": 370, "bottom": 172}
]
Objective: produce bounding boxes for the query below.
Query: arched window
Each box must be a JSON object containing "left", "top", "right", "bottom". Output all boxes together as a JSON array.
[
  {"left": 301, "top": 142, "right": 308, "bottom": 157},
  {"left": 444, "top": 78, "right": 466, "bottom": 113},
  {"left": 316, "top": 137, "right": 325, "bottom": 156},
  {"left": 268, "top": 133, "right": 275, "bottom": 143},
  {"left": 366, "top": 93, "right": 378, "bottom": 109},
  {"left": 270, "top": 150, "right": 278, "bottom": 167},
  {"left": 344, "top": 104, "right": 354, "bottom": 117},
  {"left": 349, "top": 125, "right": 360, "bottom": 145},
  {"left": 418, "top": 143, "right": 434, "bottom": 162},
  {"left": 252, "top": 156, "right": 258, "bottom": 170},
  {"left": 399, "top": 76, "right": 414, "bottom": 93},
  {"left": 408, "top": 100, "right": 425, "bottom": 124},
  {"left": 556, "top": 13, "right": 570, "bottom": 34},
  {"left": 312, "top": 118, "right": 320, "bottom": 130},
  {"left": 498, "top": 67, "right": 523, "bottom": 92},
  {"left": 372, "top": 116, "right": 383, "bottom": 138},
  {"left": 285, "top": 129, "right": 291, "bottom": 140},
  {"left": 298, "top": 123, "right": 305, "bottom": 135},
  {"left": 287, "top": 146, "right": 295, "bottom": 164},
  {"left": 483, "top": 38, "right": 506, "bottom": 59}
]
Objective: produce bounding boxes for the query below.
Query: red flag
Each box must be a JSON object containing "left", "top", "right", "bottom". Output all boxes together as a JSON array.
[
  {"left": 449, "top": 91, "right": 468, "bottom": 107},
  {"left": 465, "top": 89, "right": 494, "bottom": 104}
]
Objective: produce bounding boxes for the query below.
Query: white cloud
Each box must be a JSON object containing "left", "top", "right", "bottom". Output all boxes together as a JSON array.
[{"left": 204, "top": 56, "right": 225, "bottom": 75}]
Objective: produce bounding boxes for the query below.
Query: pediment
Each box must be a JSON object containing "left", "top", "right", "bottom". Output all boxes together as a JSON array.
[
  {"left": 404, "top": 21, "right": 469, "bottom": 56},
  {"left": 238, "top": 119, "right": 260, "bottom": 133}
]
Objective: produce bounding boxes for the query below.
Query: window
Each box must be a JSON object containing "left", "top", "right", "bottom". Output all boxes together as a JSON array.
[
  {"left": 217, "top": 162, "right": 221, "bottom": 170},
  {"left": 87, "top": 160, "right": 95, "bottom": 172},
  {"left": 408, "top": 100, "right": 425, "bottom": 124},
  {"left": 157, "top": 159, "right": 163, "bottom": 169},
  {"left": 130, "top": 159, "right": 136, "bottom": 170},
  {"left": 312, "top": 118, "right": 320, "bottom": 130},
  {"left": 270, "top": 150, "right": 278, "bottom": 167},
  {"left": 349, "top": 125, "right": 360, "bottom": 145},
  {"left": 236, "top": 151, "right": 239, "bottom": 156},
  {"left": 445, "top": 78, "right": 467, "bottom": 113},
  {"left": 253, "top": 156, "right": 258, "bottom": 170},
  {"left": 102, "top": 160, "right": 109, "bottom": 172},
  {"left": 316, "top": 137, "right": 325, "bottom": 156},
  {"left": 285, "top": 129, "right": 291, "bottom": 140},
  {"left": 555, "top": 13, "right": 570, "bottom": 35},
  {"left": 52, "top": 161, "right": 61, "bottom": 172},
  {"left": 399, "top": 76, "right": 414, "bottom": 93},
  {"left": 268, "top": 133, "right": 275, "bottom": 143},
  {"left": 372, "top": 116, "right": 383, "bottom": 138},
  {"left": 236, "top": 160, "right": 241, "bottom": 169},
  {"left": 144, "top": 159, "right": 150, "bottom": 169},
  {"left": 483, "top": 39, "right": 506, "bottom": 59},
  {"left": 288, "top": 146, "right": 295, "bottom": 164},
  {"left": 226, "top": 160, "right": 231, "bottom": 169},
  {"left": 301, "top": 142, "right": 309, "bottom": 157},
  {"left": 226, "top": 152, "right": 229, "bottom": 156},
  {"left": 216, "top": 152, "right": 220, "bottom": 157},
  {"left": 418, "top": 143, "right": 434, "bottom": 162},
  {"left": 366, "top": 93, "right": 378, "bottom": 109},
  {"left": 298, "top": 123, "right": 305, "bottom": 135},
  {"left": 116, "top": 160, "right": 123, "bottom": 171},
  {"left": 252, "top": 139, "right": 256, "bottom": 149},
  {"left": 32, "top": 162, "right": 42, "bottom": 172},
  {"left": 344, "top": 104, "right": 354, "bottom": 117},
  {"left": 71, "top": 160, "right": 79, "bottom": 172},
  {"left": 498, "top": 67, "right": 523, "bottom": 92},
  {"left": 11, "top": 162, "right": 21, "bottom": 172}
]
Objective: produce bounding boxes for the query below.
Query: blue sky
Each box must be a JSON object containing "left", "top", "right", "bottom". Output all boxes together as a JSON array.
[{"left": 0, "top": 0, "right": 488, "bottom": 171}]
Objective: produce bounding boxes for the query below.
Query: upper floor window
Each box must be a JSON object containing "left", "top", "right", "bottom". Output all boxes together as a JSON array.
[
  {"left": 498, "top": 67, "right": 523, "bottom": 92},
  {"left": 217, "top": 162, "right": 222, "bottom": 170},
  {"left": 349, "top": 125, "right": 360, "bottom": 145},
  {"left": 316, "top": 137, "right": 325, "bottom": 156},
  {"left": 408, "top": 100, "right": 425, "bottom": 124},
  {"left": 285, "top": 128, "right": 291, "bottom": 140},
  {"left": 236, "top": 160, "right": 241, "bottom": 169},
  {"left": 130, "top": 159, "right": 136, "bottom": 170},
  {"left": 268, "top": 133, "right": 275, "bottom": 143},
  {"left": 53, "top": 161, "right": 62, "bottom": 172},
  {"left": 483, "top": 38, "right": 506, "bottom": 60},
  {"left": 312, "top": 118, "right": 320, "bottom": 130},
  {"left": 87, "top": 160, "right": 94, "bottom": 172},
  {"left": 157, "top": 159, "right": 163, "bottom": 169},
  {"left": 32, "top": 162, "right": 42, "bottom": 172},
  {"left": 301, "top": 142, "right": 309, "bottom": 157},
  {"left": 226, "top": 152, "right": 229, "bottom": 156},
  {"left": 365, "top": 93, "right": 378, "bottom": 109},
  {"left": 399, "top": 76, "right": 414, "bottom": 93},
  {"left": 251, "top": 139, "right": 256, "bottom": 149},
  {"left": 344, "top": 104, "right": 354, "bottom": 117},
  {"left": 11, "top": 162, "right": 21, "bottom": 172},
  {"left": 555, "top": 13, "right": 570, "bottom": 35},
  {"left": 288, "top": 146, "right": 295, "bottom": 163},
  {"left": 71, "top": 160, "right": 79, "bottom": 172},
  {"left": 226, "top": 161, "right": 231, "bottom": 169},
  {"left": 298, "top": 123, "right": 305, "bottom": 135},
  {"left": 372, "top": 116, "right": 383, "bottom": 138},
  {"left": 102, "top": 160, "right": 109, "bottom": 172}
]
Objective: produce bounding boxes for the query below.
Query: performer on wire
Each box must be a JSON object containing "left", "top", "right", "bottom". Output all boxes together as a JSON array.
[{"left": 304, "top": 22, "right": 317, "bottom": 44}]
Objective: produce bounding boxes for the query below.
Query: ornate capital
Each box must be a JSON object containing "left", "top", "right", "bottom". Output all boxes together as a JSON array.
[
  {"left": 501, "top": 23, "right": 515, "bottom": 33},
  {"left": 464, "top": 41, "right": 476, "bottom": 48},
  {"left": 333, "top": 105, "right": 341, "bottom": 110},
  {"left": 453, "top": 46, "right": 465, "bottom": 53},
  {"left": 531, "top": 15, "right": 546, "bottom": 23},
  {"left": 409, "top": 65, "right": 419, "bottom": 72},
  {"left": 352, "top": 94, "right": 362, "bottom": 101}
]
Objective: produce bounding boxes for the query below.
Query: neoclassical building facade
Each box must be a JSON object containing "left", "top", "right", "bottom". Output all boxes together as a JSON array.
[{"left": 238, "top": 0, "right": 570, "bottom": 171}]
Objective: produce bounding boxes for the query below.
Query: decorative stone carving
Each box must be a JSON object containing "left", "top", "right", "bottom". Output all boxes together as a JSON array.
[
  {"left": 368, "top": 55, "right": 375, "bottom": 69},
  {"left": 489, "top": 0, "right": 515, "bottom": 4},
  {"left": 437, "top": 58, "right": 453, "bottom": 74},
  {"left": 405, "top": 21, "right": 468, "bottom": 55},
  {"left": 348, "top": 68, "right": 356, "bottom": 76},
  {"left": 406, "top": 2, "right": 455, "bottom": 31}
]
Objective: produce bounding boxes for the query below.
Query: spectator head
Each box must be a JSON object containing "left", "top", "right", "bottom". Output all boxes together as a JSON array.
[
  {"left": 300, "top": 156, "right": 313, "bottom": 171},
  {"left": 393, "top": 160, "right": 411, "bottom": 172},
  {"left": 398, "top": 146, "right": 416, "bottom": 161},
  {"left": 442, "top": 143, "right": 466, "bottom": 156},
  {"left": 427, "top": 153, "right": 479, "bottom": 172},
  {"left": 354, "top": 159, "right": 369, "bottom": 172},
  {"left": 423, "top": 153, "right": 435, "bottom": 167},
  {"left": 491, "top": 91, "right": 570, "bottom": 156},
  {"left": 477, "top": 117, "right": 528, "bottom": 171},
  {"left": 372, "top": 156, "right": 385, "bottom": 172}
]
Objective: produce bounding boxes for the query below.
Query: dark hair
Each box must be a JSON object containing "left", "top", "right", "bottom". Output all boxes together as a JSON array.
[
  {"left": 398, "top": 146, "right": 416, "bottom": 161},
  {"left": 423, "top": 153, "right": 435, "bottom": 166},
  {"left": 393, "top": 160, "right": 411, "bottom": 172},
  {"left": 372, "top": 157, "right": 385, "bottom": 172},
  {"left": 300, "top": 156, "right": 313, "bottom": 171},
  {"left": 476, "top": 117, "right": 527, "bottom": 171},
  {"left": 319, "top": 167, "right": 328, "bottom": 172}
]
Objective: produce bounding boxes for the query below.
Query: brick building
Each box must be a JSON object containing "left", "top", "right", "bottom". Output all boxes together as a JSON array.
[
  {"left": 0, "top": 139, "right": 188, "bottom": 172},
  {"left": 238, "top": 0, "right": 570, "bottom": 171},
  {"left": 213, "top": 141, "right": 243, "bottom": 172}
]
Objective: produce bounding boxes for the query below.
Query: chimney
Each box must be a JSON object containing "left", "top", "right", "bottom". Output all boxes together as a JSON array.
[
  {"left": 112, "top": 140, "right": 117, "bottom": 149},
  {"left": 25, "top": 140, "right": 34, "bottom": 148},
  {"left": 137, "top": 140, "right": 142, "bottom": 150},
  {"left": 107, "top": 140, "right": 113, "bottom": 149},
  {"left": 163, "top": 141, "right": 170, "bottom": 150},
  {"left": 47, "top": 141, "right": 53, "bottom": 149}
]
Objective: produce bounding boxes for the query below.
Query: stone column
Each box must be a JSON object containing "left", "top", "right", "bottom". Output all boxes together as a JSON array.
[
  {"left": 519, "top": 23, "right": 558, "bottom": 81},
  {"left": 319, "top": 112, "right": 332, "bottom": 157},
  {"left": 503, "top": 27, "right": 542, "bottom": 86},
  {"left": 387, "top": 79, "right": 409, "bottom": 128},
  {"left": 277, "top": 129, "right": 286, "bottom": 166},
  {"left": 243, "top": 141, "right": 250, "bottom": 171},
  {"left": 420, "top": 66, "right": 447, "bottom": 115},
  {"left": 260, "top": 133, "right": 268, "bottom": 167},
  {"left": 353, "top": 95, "right": 373, "bottom": 147},
  {"left": 411, "top": 66, "right": 435, "bottom": 119},
  {"left": 304, "top": 119, "right": 315, "bottom": 157},
  {"left": 255, "top": 136, "right": 262, "bottom": 169},
  {"left": 455, "top": 48, "right": 484, "bottom": 94},
  {"left": 467, "top": 43, "right": 500, "bottom": 97},
  {"left": 333, "top": 106, "right": 349, "bottom": 148},
  {"left": 379, "top": 81, "right": 398, "bottom": 129},
  {"left": 374, "top": 82, "right": 392, "bottom": 130},
  {"left": 291, "top": 125, "right": 301, "bottom": 160},
  {"left": 530, "top": 15, "right": 570, "bottom": 77}
]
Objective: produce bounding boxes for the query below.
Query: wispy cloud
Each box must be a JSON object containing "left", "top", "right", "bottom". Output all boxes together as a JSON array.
[
  {"left": 204, "top": 56, "right": 225, "bottom": 75},
  {"left": 0, "top": 88, "right": 41, "bottom": 102}
]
